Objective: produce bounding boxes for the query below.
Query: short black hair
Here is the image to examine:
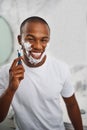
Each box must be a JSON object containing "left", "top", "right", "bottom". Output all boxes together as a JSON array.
[{"left": 20, "top": 16, "right": 50, "bottom": 34}]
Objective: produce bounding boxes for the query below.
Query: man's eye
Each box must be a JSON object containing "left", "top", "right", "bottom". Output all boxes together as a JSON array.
[
  {"left": 41, "top": 39, "right": 48, "bottom": 42},
  {"left": 29, "top": 39, "right": 34, "bottom": 41}
]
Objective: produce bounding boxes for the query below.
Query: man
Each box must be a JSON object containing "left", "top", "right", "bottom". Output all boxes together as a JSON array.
[{"left": 0, "top": 16, "right": 83, "bottom": 130}]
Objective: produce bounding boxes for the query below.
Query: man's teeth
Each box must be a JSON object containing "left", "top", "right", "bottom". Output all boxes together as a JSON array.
[{"left": 32, "top": 52, "right": 41, "bottom": 56}]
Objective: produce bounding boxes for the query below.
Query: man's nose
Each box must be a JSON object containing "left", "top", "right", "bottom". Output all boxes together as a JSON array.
[{"left": 33, "top": 41, "right": 42, "bottom": 50}]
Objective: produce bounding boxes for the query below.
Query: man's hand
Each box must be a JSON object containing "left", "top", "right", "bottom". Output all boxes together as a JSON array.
[
  {"left": 9, "top": 57, "right": 25, "bottom": 92},
  {"left": 0, "top": 57, "right": 25, "bottom": 122}
]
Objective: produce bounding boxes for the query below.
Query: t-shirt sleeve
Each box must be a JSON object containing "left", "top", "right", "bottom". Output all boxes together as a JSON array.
[
  {"left": 0, "top": 65, "right": 9, "bottom": 96},
  {"left": 60, "top": 64, "right": 74, "bottom": 98}
]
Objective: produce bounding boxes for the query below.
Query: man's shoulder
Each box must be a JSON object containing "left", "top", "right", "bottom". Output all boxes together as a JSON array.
[
  {"left": 0, "top": 62, "right": 11, "bottom": 73},
  {"left": 47, "top": 56, "right": 69, "bottom": 69}
]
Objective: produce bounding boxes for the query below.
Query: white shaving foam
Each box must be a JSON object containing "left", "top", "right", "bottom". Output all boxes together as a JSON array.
[{"left": 22, "top": 41, "right": 48, "bottom": 65}]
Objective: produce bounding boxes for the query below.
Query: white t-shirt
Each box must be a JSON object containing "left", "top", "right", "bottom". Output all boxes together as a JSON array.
[{"left": 0, "top": 56, "right": 74, "bottom": 130}]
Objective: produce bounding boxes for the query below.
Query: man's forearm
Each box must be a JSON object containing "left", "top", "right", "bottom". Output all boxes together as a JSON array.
[
  {"left": 67, "top": 99, "right": 83, "bottom": 130},
  {"left": 0, "top": 87, "right": 15, "bottom": 122},
  {"left": 63, "top": 94, "right": 83, "bottom": 130}
]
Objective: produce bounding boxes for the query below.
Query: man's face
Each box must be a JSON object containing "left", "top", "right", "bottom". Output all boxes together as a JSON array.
[{"left": 20, "top": 22, "right": 50, "bottom": 66}]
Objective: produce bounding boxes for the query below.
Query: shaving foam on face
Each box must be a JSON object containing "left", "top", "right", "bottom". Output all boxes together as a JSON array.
[
  {"left": 23, "top": 42, "right": 32, "bottom": 51},
  {"left": 22, "top": 41, "right": 47, "bottom": 65}
]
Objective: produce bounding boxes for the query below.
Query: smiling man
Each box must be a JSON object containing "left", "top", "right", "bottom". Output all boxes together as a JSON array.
[
  {"left": 0, "top": 16, "right": 83, "bottom": 130},
  {"left": 18, "top": 17, "right": 50, "bottom": 67}
]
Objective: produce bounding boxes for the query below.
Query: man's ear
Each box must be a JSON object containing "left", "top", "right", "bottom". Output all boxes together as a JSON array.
[{"left": 17, "top": 35, "right": 22, "bottom": 45}]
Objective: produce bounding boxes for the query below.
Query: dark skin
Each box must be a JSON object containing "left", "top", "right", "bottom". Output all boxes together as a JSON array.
[
  {"left": 63, "top": 95, "right": 83, "bottom": 130},
  {"left": 18, "top": 22, "right": 50, "bottom": 67},
  {"left": 0, "top": 21, "right": 83, "bottom": 130}
]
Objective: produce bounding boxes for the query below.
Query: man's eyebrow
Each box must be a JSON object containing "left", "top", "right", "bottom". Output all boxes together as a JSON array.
[
  {"left": 26, "top": 34, "right": 35, "bottom": 38},
  {"left": 42, "top": 36, "right": 49, "bottom": 39},
  {"left": 26, "top": 34, "right": 49, "bottom": 39}
]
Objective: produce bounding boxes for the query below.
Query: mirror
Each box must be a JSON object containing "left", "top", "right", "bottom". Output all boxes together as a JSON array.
[{"left": 0, "top": 16, "right": 13, "bottom": 65}]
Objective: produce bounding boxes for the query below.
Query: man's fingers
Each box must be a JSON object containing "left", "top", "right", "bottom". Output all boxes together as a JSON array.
[
  {"left": 10, "top": 57, "right": 23, "bottom": 70},
  {"left": 15, "top": 74, "right": 24, "bottom": 80}
]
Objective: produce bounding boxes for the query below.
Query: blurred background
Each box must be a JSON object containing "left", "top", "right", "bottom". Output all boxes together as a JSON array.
[{"left": 0, "top": 0, "right": 87, "bottom": 130}]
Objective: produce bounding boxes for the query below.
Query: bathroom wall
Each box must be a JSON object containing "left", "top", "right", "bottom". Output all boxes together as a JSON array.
[
  {"left": 0, "top": 0, "right": 87, "bottom": 127},
  {"left": 0, "top": 0, "right": 87, "bottom": 66}
]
